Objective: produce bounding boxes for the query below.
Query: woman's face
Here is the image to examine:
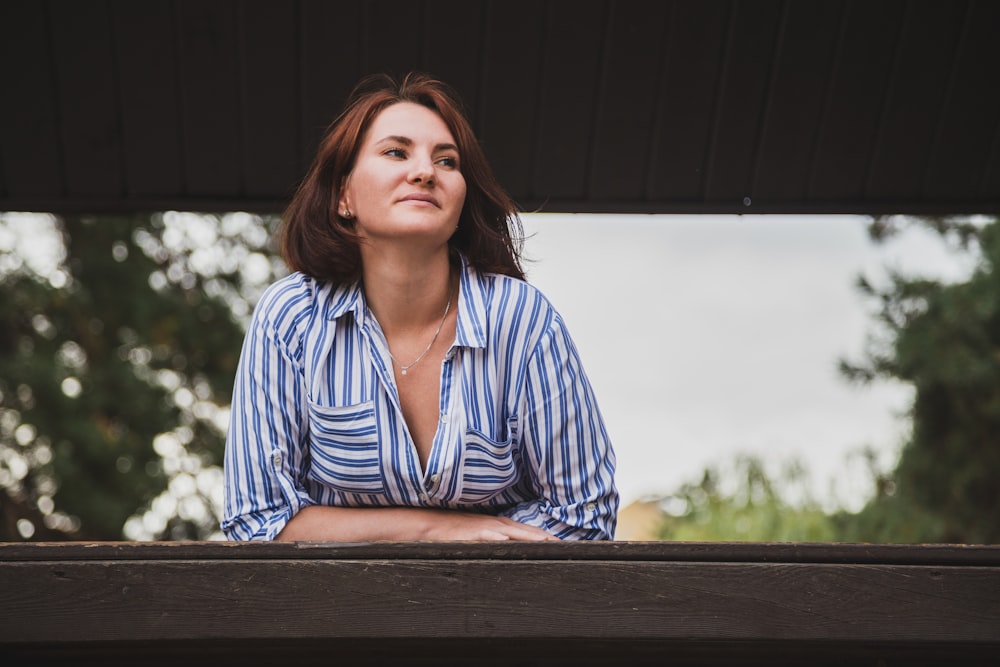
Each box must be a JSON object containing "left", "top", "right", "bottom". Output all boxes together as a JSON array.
[{"left": 339, "top": 102, "right": 466, "bottom": 249}]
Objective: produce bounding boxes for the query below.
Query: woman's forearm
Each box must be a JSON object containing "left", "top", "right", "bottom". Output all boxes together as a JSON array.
[{"left": 275, "top": 505, "right": 556, "bottom": 542}]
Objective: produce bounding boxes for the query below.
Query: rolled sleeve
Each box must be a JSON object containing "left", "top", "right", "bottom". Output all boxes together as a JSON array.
[
  {"left": 516, "top": 314, "right": 618, "bottom": 540},
  {"left": 222, "top": 316, "right": 314, "bottom": 541}
]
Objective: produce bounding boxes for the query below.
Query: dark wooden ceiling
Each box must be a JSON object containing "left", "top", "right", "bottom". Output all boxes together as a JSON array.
[{"left": 2, "top": 0, "right": 999, "bottom": 216}]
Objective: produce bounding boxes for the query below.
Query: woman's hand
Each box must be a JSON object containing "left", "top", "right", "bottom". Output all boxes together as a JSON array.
[
  {"left": 419, "top": 510, "right": 556, "bottom": 542},
  {"left": 276, "top": 505, "right": 559, "bottom": 542}
]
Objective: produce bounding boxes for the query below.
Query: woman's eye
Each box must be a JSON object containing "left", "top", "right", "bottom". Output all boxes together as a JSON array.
[
  {"left": 384, "top": 148, "right": 406, "bottom": 158},
  {"left": 437, "top": 156, "right": 458, "bottom": 168}
]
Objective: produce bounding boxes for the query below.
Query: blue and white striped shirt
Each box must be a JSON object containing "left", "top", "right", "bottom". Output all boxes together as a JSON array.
[{"left": 222, "top": 257, "right": 618, "bottom": 541}]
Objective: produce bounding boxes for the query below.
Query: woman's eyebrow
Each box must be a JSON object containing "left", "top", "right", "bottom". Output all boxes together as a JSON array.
[
  {"left": 374, "top": 135, "right": 458, "bottom": 153},
  {"left": 375, "top": 135, "right": 413, "bottom": 146}
]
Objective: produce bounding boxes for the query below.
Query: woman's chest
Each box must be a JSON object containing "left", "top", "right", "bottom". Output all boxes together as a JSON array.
[{"left": 302, "top": 342, "right": 524, "bottom": 504}]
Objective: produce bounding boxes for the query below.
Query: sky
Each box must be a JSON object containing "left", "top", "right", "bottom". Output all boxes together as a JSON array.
[{"left": 520, "top": 213, "right": 978, "bottom": 511}]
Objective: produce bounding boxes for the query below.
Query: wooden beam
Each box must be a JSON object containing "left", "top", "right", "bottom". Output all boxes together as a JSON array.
[{"left": 1, "top": 542, "right": 998, "bottom": 665}]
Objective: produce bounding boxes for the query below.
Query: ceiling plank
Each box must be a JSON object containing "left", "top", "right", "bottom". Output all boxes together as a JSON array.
[
  {"left": 298, "top": 0, "right": 362, "bottom": 175},
  {"left": 588, "top": 0, "right": 669, "bottom": 202},
  {"left": 533, "top": 0, "right": 606, "bottom": 202},
  {"left": 363, "top": 0, "right": 423, "bottom": 78},
  {"left": 239, "top": 0, "right": 299, "bottom": 200},
  {"left": 0, "top": 1, "right": 63, "bottom": 199},
  {"left": 923, "top": 0, "right": 1000, "bottom": 200},
  {"left": 808, "top": 0, "right": 903, "bottom": 203},
  {"left": 703, "top": 0, "right": 783, "bottom": 205},
  {"left": 647, "top": 1, "right": 729, "bottom": 203},
  {"left": 423, "top": 0, "right": 486, "bottom": 133},
  {"left": 865, "top": 0, "right": 967, "bottom": 199},
  {"left": 478, "top": 0, "right": 545, "bottom": 204},
  {"left": 49, "top": 0, "right": 122, "bottom": 197},
  {"left": 751, "top": 1, "right": 845, "bottom": 202},
  {"left": 112, "top": 0, "right": 183, "bottom": 198},
  {"left": 175, "top": 0, "right": 242, "bottom": 198}
]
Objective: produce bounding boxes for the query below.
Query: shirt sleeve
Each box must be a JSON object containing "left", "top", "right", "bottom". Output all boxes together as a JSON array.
[
  {"left": 502, "top": 312, "right": 619, "bottom": 540},
  {"left": 222, "top": 312, "right": 314, "bottom": 541}
]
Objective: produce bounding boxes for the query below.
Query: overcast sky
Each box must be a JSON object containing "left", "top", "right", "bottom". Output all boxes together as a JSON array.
[{"left": 521, "top": 213, "right": 978, "bottom": 510}]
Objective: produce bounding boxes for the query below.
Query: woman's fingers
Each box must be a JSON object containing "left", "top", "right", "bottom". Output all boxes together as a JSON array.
[
  {"left": 471, "top": 516, "right": 558, "bottom": 542},
  {"left": 495, "top": 518, "right": 558, "bottom": 541},
  {"left": 426, "top": 511, "right": 558, "bottom": 542}
]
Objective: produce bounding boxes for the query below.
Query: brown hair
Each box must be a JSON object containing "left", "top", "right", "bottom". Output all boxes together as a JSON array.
[{"left": 281, "top": 72, "right": 525, "bottom": 283}]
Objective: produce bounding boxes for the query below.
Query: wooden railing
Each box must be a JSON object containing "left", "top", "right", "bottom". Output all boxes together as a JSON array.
[{"left": 2, "top": 541, "right": 998, "bottom": 665}]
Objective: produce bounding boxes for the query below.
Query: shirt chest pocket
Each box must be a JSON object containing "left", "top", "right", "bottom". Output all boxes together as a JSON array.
[
  {"left": 306, "top": 400, "right": 385, "bottom": 495},
  {"left": 458, "top": 419, "right": 520, "bottom": 503}
]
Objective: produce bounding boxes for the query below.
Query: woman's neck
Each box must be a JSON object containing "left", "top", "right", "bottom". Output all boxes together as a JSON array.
[{"left": 360, "top": 246, "right": 454, "bottom": 335}]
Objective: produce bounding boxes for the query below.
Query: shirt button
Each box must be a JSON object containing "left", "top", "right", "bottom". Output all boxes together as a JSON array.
[
  {"left": 430, "top": 474, "right": 439, "bottom": 484},
  {"left": 440, "top": 413, "right": 449, "bottom": 424},
  {"left": 271, "top": 451, "right": 282, "bottom": 466},
  {"left": 419, "top": 493, "right": 429, "bottom": 502},
  {"left": 585, "top": 502, "right": 597, "bottom": 512}
]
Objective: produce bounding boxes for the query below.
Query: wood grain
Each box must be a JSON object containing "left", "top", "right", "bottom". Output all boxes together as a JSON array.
[
  {"left": 3, "top": 540, "right": 998, "bottom": 564},
  {"left": 1, "top": 542, "right": 998, "bottom": 665}
]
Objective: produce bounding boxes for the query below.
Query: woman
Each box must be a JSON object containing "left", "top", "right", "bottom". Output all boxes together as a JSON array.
[{"left": 222, "top": 72, "right": 617, "bottom": 541}]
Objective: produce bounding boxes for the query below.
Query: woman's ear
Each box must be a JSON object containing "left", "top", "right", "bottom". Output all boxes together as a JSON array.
[{"left": 337, "top": 179, "right": 353, "bottom": 219}]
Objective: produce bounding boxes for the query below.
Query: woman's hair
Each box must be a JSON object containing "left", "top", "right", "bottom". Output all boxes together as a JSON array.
[{"left": 281, "top": 72, "right": 525, "bottom": 283}]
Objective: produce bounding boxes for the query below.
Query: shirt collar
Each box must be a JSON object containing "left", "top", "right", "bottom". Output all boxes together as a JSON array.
[
  {"left": 323, "top": 256, "right": 488, "bottom": 350},
  {"left": 455, "top": 254, "right": 488, "bottom": 350},
  {"left": 325, "top": 281, "right": 367, "bottom": 324}
]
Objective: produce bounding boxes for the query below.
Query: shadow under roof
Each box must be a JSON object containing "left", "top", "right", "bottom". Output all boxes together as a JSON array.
[{"left": 2, "top": 0, "right": 998, "bottom": 216}]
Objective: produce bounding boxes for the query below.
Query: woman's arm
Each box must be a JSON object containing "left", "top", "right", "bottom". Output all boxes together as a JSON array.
[
  {"left": 223, "top": 279, "right": 322, "bottom": 541},
  {"left": 276, "top": 505, "right": 556, "bottom": 542},
  {"left": 508, "top": 312, "right": 619, "bottom": 540}
]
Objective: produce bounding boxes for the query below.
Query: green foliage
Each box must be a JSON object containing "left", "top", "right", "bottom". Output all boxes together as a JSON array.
[
  {"left": 656, "top": 455, "right": 837, "bottom": 542},
  {"left": 657, "top": 216, "right": 1000, "bottom": 545},
  {"left": 0, "top": 212, "right": 282, "bottom": 540},
  {"left": 836, "top": 216, "right": 1000, "bottom": 544}
]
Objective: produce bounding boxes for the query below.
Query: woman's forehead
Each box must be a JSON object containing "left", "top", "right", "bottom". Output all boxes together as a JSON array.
[{"left": 365, "top": 102, "right": 456, "bottom": 146}]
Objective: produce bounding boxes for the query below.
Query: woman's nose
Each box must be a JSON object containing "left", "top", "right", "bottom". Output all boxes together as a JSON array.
[{"left": 408, "top": 154, "right": 435, "bottom": 184}]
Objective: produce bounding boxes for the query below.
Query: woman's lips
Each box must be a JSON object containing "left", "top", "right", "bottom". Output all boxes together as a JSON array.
[{"left": 399, "top": 193, "right": 440, "bottom": 207}]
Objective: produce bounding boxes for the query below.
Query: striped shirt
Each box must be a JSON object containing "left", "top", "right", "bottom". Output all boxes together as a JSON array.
[{"left": 222, "top": 257, "right": 618, "bottom": 541}]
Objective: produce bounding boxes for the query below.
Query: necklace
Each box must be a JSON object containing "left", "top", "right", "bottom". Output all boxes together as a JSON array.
[{"left": 387, "top": 287, "right": 453, "bottom": 376}]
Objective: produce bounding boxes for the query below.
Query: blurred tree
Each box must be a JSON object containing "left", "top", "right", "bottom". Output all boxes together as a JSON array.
[
  {"left": 837, "top": 216, "right": 1000, "bottom": 543},
  {"left": 656, "top": 455, "right": 837, "bottom": 542},
  {"left": 655, "top": 216, "right": 998, "bottom": 545},
  {"left": 0, "top": 212, "right": 282, "bottom": 540}
]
